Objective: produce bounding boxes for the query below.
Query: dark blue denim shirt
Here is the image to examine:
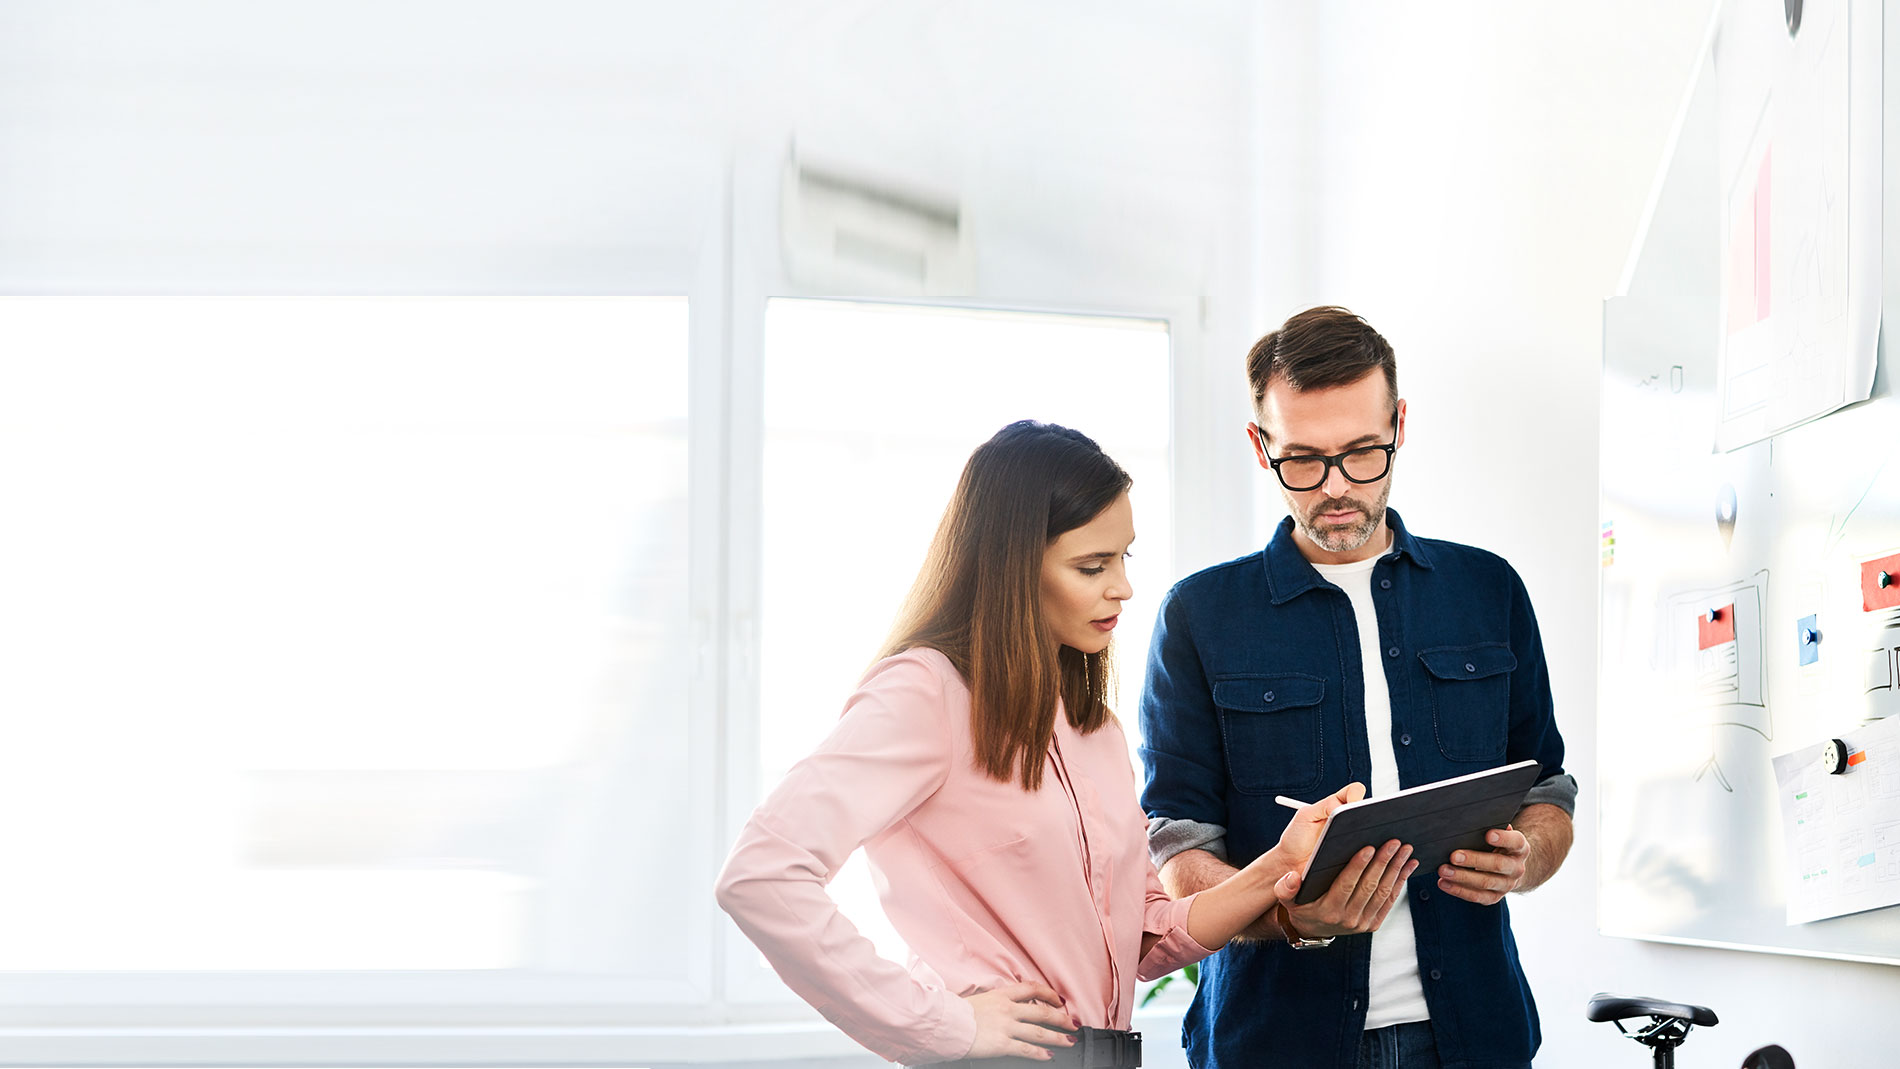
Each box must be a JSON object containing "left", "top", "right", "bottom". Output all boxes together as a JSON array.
[{"left": 1138, "top": 509, "right": 1568, "bottom": 1069}]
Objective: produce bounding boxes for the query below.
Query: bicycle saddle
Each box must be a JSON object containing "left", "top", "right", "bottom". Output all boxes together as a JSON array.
[{"left": 1586, "top": 993, "right": 1719, "bottom": 1027}]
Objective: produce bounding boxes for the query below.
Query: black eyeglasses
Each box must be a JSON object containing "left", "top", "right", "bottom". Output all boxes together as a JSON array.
[{"left": 1255, "top": 413, "right": 1398, "bottom": 493}]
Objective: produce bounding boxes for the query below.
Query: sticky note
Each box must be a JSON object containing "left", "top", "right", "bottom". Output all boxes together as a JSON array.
[
  {"left": 1798, "top": 614, "right": 1820, "bottom": 666},
  {"left": 1861, "top": 553, "right": 1900, "bottom": 611},
  {"left": 1698, "top": 604, "right": 1737, "bottom": 649},
  {"left": 1848, "top": 749, "right": 1868, "bottom": 768}
]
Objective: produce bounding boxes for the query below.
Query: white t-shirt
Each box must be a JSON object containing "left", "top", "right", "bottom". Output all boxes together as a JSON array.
[{"left": 1309, "top": 551, "right": 1430, "bottom": 1030}]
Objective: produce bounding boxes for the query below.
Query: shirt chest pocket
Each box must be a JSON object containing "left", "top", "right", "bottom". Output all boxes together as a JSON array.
[
  {"left": 1418, "top": 643, "right": 1516, "bottom": 762},
  {"left": 1212, "top": 674, "right": 1325, "bottom": 796}
]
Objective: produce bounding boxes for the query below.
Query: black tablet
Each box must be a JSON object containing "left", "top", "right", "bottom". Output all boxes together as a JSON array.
[{"left": 1292, "top": 759, "right": 1544, "bottom": 905}]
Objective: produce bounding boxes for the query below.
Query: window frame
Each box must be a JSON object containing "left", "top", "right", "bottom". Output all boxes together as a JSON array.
[{"left": 0, "top": 169, "right": 1255, "bottom": 1066}]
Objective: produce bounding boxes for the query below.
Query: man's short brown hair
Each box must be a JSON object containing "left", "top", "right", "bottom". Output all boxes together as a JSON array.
[{"left": 1246, "top": 306, "right": 1397, "bottom": 416}]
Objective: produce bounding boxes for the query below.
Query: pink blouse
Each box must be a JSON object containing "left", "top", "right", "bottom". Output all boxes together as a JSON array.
[{"left": 715, "top": 647, "right": 1211, "bottom": 1065}]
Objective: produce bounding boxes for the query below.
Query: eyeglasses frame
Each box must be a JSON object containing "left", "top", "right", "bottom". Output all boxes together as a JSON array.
[{"left": 1252, "top": 411, "right": 1400, "bottom": 493}]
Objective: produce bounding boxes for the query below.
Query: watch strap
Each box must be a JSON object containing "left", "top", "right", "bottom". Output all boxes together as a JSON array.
[{"left": 1276, "top": 902, "right": 1336, "bottom": 949}]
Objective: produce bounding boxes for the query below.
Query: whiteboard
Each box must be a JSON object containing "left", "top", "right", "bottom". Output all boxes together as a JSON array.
[{"left": 1597, "top": 2, "right": 1900, "bottom": 964}]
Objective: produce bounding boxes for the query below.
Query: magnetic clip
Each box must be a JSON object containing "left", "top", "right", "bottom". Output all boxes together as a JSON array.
[{"left": 1823, "top": 738, "right": 1866, "bottom": 775}]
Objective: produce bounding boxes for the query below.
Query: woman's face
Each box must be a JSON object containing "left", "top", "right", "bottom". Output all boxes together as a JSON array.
[{"left": 1039, "top": 492, "right": 1135, "bottom": 655}]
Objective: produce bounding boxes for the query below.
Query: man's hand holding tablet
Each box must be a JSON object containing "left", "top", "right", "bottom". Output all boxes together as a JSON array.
[
  {"left": 1277, "top": 761, "right": 1545, "bottom": 909},
  {"left": 1239, "top": 782, "right": 1418, "bottom": 947}
]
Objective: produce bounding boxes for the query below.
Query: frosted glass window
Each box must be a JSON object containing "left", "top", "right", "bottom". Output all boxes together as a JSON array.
[
  {"left": 759, "top": 298, "right": 1171, "bottom": 962},
  {"left": 0, "top": 297, "right": 688, "bottom": 974}
]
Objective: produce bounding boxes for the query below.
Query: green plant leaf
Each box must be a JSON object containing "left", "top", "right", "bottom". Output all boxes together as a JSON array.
[
  {"left": 1137, "top": 974, "right": 1172, "bottom": 1008},
  {"left": 1137, "top": 963, "right": 1200, "bottom": 1008}
]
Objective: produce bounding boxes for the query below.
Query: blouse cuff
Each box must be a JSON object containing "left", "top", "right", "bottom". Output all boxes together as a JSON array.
[
  {"left": 901, "top": 987, "right": 977, "bottom": 1066},
  {"left": 1136, "top": 892, "right": 1209, "bottom": 981}
]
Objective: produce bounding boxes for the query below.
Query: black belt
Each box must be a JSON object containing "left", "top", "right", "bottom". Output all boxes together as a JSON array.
[{"left": 920, "top": 1026, "right": 1141, "bottom": 1068}]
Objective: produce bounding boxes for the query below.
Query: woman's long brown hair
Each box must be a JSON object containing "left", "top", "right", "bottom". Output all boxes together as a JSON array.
[{"left": 875, "top": 421, "right": 1131, "bottom": 791}]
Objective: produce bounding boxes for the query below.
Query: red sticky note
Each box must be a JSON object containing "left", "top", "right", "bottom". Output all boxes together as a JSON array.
[
  {"left": 1862, "top": 553, "right": 1900, "bottom": 612},
  {"left": 1848, "top": 749, "right": 1868, "bottom": 768},
  {"left": 1698, "top": 605, "right": 1737, "bottom": 649}
]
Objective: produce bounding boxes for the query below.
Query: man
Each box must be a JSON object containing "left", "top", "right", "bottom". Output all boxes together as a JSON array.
[{"left": 1140, "top": 306, "right": 1576, "bottom": 1069}]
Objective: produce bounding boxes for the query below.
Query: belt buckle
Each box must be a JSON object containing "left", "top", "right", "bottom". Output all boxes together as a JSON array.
[
  {"left": 1079, "top": 1027, "right": 1141, "bottom": 1069},
  {"left": 1073, "top": 1026, "right": 1101, "bottom": 1069}
]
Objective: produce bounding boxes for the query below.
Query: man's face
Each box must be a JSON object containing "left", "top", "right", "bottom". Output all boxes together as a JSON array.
[{"left": 1250, "top": 371, "right": 1406, "bottom": 563}]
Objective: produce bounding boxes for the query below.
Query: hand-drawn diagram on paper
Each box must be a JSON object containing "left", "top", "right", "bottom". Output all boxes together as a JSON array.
[
  {"left": 1772, "top": 714, "right": 1900, "bottom": 923},
  {"left": 1714, "top": 0, "right": 1880, "bottom": 450},
  {"left": 1661, "top": 571, "right": 1773, "bottom": 791}
]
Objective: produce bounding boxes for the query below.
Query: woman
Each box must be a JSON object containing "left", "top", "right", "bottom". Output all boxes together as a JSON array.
[{"left": 716, "top": 421, "right": 1415, "bottom": 1066}]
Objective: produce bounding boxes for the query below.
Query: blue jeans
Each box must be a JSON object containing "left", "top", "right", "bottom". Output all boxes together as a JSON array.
[{"left": 1356, "top": 1021, "right": 1441, "bottom": 1069}]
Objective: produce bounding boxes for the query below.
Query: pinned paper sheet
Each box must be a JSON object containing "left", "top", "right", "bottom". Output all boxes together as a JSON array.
[
  {"left": 1712, "top": 0, "right": 1881, "bottom": 451},
  {"left": 1698, "top": 604, "right": 1738, "bottom": 649},
  {"left": 1772, "top": 715, "right": 1900, "bottom": 924}
]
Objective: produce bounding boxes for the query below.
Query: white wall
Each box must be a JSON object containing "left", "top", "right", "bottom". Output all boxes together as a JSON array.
[{"left": 1300, "top": 4, "right": 1900, "bottom": 1068}]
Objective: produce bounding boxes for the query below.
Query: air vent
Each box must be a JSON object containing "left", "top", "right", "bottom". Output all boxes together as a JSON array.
[{"left": 779, "top": 150, "right": 972, "bottom": 293}]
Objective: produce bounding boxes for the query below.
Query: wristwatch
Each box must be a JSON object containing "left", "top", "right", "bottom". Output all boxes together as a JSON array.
[{"left": 1276, "top": 903, "right": 1336, "bottom": 949}]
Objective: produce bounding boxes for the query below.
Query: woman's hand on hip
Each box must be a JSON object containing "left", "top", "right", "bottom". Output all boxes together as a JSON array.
[{"left": 961, "top": 982, "right": 1077, "bottom": 1061}]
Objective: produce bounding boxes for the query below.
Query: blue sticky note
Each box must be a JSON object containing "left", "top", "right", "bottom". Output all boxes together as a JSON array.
[
  {"left": 1797, "top": 614, "right": 1820, "bottom": 665},
  {"left": 1858, "top": 853, "right": 1877, "bottom": 868}
]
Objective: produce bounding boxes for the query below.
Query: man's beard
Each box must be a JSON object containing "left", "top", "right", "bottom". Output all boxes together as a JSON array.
[{"left": 1290, "top": 482, "right": 1392, "bottom": 554}]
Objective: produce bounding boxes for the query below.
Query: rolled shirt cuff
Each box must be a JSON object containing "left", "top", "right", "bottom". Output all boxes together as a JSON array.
[
  {"left": 1524, "top": 772, "right": 1579, "bottom": 817},
  {"left": 1146, "top": 815, "right": 1229, "bottom": 868}
]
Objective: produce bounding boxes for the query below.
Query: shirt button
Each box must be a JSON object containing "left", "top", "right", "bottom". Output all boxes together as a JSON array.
[
  {"left": 1263, "top": 691, "right": 1274, "bottom": 703},
  {"left": 1387, "top": 647, "right": 1399, "bottom": 658},
  {"left": 1380, "top": 579, "right": 1392, "bottom": 589},
  {"left": 1419, "top": 887, "right": 1431, "bottom": 901},
  {"left": 1465, "top": 663, "right": 1476, "bottom": 673},
  {"left": 1400, "top": 733, "right": 1412, "bottom": 746},
  {"left": 1351, "top": 998, "right": 1361, "bottom": 1011},
  {"left": 1429, "top": 969, "right": 1443, "bottom": 981}
]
